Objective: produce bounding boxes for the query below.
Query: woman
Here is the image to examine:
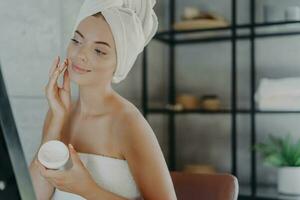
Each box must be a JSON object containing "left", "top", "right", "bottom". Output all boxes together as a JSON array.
[{"left": 29, "top": 0, "right": 177, "bottom": 200}]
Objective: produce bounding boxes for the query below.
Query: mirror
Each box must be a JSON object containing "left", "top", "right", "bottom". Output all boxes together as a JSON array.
[{"left": 0, "top": 61, "right": 36, "bottom": 199}]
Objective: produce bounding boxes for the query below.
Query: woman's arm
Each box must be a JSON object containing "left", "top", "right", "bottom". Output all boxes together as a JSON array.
[
  {"left": 29, "top": 56, "right": 71, "bottom": 200},
  {"left": 29, "top": 109, "right": 62, "bottom": 200},
  {"left": 114, "top": 108, "right": 178, "bottom": 200}
]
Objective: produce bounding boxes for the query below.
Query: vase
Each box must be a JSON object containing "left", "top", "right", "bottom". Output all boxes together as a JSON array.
[{"left": 278, "top": 167, "right": 300, "bottom": 195}]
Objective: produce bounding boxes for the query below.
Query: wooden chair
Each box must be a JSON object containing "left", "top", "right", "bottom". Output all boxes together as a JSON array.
[{"left": 170, "top": 171, "right": 239, "bottom": 200}]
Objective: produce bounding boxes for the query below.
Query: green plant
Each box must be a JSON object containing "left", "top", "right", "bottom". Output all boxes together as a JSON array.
[{"left": 255, "top": 134, "right": 300, "bottom": 167}]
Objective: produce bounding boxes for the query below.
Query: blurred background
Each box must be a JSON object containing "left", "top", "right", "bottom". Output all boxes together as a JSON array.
[{"left": 2, "top": 0, "right": 300, "bottom": 199}]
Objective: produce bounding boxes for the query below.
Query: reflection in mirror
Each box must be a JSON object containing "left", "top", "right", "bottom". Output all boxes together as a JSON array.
[{"left": 0, "top": 61, "right": 36, "bottom": 199}]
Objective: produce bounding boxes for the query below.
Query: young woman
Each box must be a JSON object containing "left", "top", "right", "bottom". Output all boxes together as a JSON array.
[{"left": 29, "top": 1, "right": 177, "bottom": 200}]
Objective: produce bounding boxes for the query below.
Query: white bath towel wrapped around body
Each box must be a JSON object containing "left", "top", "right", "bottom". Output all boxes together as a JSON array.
[{"left": 72, "top": 0, "right": 159, "bottom": 84}]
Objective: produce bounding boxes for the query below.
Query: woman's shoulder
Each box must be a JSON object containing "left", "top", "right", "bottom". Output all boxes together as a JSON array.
[
  {"left": 114, "top": 95, "right": 152, "bottom": 137},
  {"left": 111, "top": 95, "right": 148, "bottom": 133},
  {"left": 115, "top": 100, "right": 141, "bottom": 122},
  {"left": 112, "top": 96, "right": 158, "bottom": 159}
]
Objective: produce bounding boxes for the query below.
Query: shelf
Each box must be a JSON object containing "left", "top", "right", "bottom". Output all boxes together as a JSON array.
[
  {"left": 142, "top": 0, "right": 300, "bottom": 198},
  {"left": 239, "top": 184, "right": 300, "bottom": 200},
  {"left": 148, "top": 108, "right": 233, "bottom": 114},
  {"left": 256, "top": 110, "right": 300, "bottom": 114},
  {"left": 146, "top": 108, "right": 300, "bottom": 114},
  {"left": 156, "top": 21, "right": 300, "bottom": 36},
  {"left": 154, "top": 21, "right": 300, "bottom": 44}
]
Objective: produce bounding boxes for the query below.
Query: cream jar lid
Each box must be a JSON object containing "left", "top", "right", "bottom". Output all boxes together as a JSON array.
[{"left": 38, "top": 140, "right": 69, "bottom": 170}]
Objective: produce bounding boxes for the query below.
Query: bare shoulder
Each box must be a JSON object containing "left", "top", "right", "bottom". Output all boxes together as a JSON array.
[
  {"left": 111, "top": 97, "right": 177, "bottom": 199},
  {"left": 111, "top": 97, "right": 155, "bottom": 148},
  {"left": 112, "top": 98, "right": 150, "bottom": 135}
]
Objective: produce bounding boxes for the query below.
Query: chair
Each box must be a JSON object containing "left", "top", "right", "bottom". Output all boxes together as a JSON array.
[{"left": 170, "top": 171, "right": 239, "bottom": 200}]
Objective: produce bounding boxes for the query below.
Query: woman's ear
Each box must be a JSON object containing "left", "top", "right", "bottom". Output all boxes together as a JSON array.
[{"left": 112, "top": 67, "right": 116, "bottom": 75}]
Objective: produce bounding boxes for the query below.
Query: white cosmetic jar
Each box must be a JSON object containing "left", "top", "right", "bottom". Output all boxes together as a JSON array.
[{"left": 38, "top": 140, "right": 70, "bottom": 170}]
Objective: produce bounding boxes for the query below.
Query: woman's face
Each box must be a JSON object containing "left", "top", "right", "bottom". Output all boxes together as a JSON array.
[{"left": 67, "top": 14, "right": 117, "bottom": 86}]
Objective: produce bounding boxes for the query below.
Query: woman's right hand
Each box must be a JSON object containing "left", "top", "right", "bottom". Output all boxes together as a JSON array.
[{"left": 45, "top": 56, "right": 71, "bottom": 123}]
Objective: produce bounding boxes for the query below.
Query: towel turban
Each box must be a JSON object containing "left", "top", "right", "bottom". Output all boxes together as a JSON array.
[{"left": 72, "top": 0, "right": 159, "bottom": 83}]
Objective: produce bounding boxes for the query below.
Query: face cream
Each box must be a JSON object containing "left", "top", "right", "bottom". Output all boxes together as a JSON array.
[{"left": 38, "top": 140, "right": 69, "bottom": 170}]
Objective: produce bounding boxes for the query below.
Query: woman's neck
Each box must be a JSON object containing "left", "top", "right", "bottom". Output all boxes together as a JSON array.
[{"left": 76, "top": 83, "right": 116, "bottom": 118}]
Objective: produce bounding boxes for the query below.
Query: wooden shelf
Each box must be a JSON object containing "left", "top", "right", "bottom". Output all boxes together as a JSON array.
[{"left": 154, "top": 21, "right": 300, "bottom": 44}]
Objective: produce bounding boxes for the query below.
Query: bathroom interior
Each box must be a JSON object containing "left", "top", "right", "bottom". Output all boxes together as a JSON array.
[{"left": 1, "top": 0, "right": 300, "bottom": 199}]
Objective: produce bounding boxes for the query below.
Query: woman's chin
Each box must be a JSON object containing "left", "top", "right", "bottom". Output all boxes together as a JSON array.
[
  {"left": 69, "top": 72, "right": 89, "bottom": 85},
  {"left": 70, "top": 74, "right": 102, "bottom": 87},
  {"left": 69, "top": 68, "right": 109, "bottom": 86}
]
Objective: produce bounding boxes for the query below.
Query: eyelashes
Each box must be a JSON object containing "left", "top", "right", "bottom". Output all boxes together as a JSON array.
[
  {"left": 71, "top": 38, "right": 79, "bottom": 44},
  {"left": 94, "top": 49, "right": 103, "bottom": 55},
  {"left": 70, "top": 38, "right": 105, "bottom": 55}
]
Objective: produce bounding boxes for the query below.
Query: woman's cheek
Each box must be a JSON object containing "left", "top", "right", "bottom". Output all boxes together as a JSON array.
[{"left": 66, "top": 44, "right": 73, "bottom": 58}]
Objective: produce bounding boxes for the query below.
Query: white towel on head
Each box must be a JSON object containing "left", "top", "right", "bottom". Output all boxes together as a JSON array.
[{"left": 72, "top": 0, "right": 159, "bottom": 84}]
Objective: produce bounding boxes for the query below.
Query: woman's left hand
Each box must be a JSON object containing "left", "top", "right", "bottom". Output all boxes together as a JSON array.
[{"left": 35, "top": 144, "right": 98, "bottom": 197}]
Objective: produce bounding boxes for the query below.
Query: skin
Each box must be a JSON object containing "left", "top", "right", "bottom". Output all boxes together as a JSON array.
[{"left": 29, "top": 14, "right": 177, "bottom": 200}]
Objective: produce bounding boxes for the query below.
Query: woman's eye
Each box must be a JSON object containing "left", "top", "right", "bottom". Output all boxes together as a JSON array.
[
  {"left": 95, "top": 49, "right": 104, "bottom": 55},
  {"left": 71, "top": 38, "right": 79, "bottom": 44}
]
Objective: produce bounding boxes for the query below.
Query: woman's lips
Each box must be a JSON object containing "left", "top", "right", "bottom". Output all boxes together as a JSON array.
[{"left": 71, "top": 64, "right": 91, "bottom": 74}]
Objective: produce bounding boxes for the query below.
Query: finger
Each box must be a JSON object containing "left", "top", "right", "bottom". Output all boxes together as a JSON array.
[
  {"left": 35, "top": 159, "right": 45, "bottom": 169},
  {"left": 42, "top": 168, "right": 65, "bottom": 179},
  {"left": 63, "top": 69, "right": 70, "bottom": 91},
  {"left": 54, "top": 59, "right": 67, "bottom": 80},
  {"left": 49, "top": 56, "right": 60, "bottom": 77},
  {"left": 48, "top": 70, "right": 60, "bottom": 92},
  {"left": 57, "top": 60, "right": 68, "bottom": 89},
  {"left": 49, "top": 56, "right": 60, "bottom": 76},
  {"left": 45, "top": 57, "right": 60, "bottom": 93},
  {"left": 63, "top": 59, "right": 71, "bottom": 91},
  {"left": 58, "top": 59, "right": 67, "bottom": 73},
  {"left": 49, "top": 61, "right": 67, "bottom": 89},
  {"left": 35, "top": 159, "right": 48, "bottom": 177},
  {"left": 69, "top": 144, "right": 83, "bottom": 167}
]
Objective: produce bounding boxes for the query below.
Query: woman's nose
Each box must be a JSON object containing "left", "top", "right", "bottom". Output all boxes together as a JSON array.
[{"left": 77, "top": 47, "right": 88, "bottom": 62}]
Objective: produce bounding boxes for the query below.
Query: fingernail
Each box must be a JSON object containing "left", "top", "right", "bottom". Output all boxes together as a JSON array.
[{"left": 69, "top": 143, "right": 74, "bottom": 149}]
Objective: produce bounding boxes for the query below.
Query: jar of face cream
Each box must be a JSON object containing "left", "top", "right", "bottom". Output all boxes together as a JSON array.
[{"left": 38, "top": 140, "right": 70, "bottom": 170}]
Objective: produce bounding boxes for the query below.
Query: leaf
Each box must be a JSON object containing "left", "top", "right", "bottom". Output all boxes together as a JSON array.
[
  {"left": 264, "top": 154, "right": 284, "bottom": 167},
  {"left": 295, "top": 157, "right": 300, "bottom": 166},
  {"left": 256, "top": 134, "right": 300, "bottom": 167}
]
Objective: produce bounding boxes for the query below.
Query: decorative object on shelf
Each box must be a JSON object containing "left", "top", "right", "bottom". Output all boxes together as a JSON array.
[
  {"left": 182, "top": 6, "right": 201, "bottom": 20},
  {"left": 173, "top": 6, "right": 229, "bottom": 31},
  {"left": 201, "top": 95, "right": 221, "bottom": 111},
  {"left": 173, "top": 18, "right": 228, "bottom": 31},
  {"left": 263, "top": 4, "right": 283, "bottom": 23},
  {"left": 285, "top": 6, "right": 300, "bottom": 21},
  {"left": 255, "top": 134, "right": 300, "bottom": 195},
  {"left": 165, "top": 103, "right": 184, "bottom": 111},
  {"left": 255, "top": 77, "right": 300, "bottom": 110},
  {"left": 176, "top": 94, "right": 200, "bottom": 109},
  {"left": 183, "top": 164, "right": 217, "bottom": 174}
]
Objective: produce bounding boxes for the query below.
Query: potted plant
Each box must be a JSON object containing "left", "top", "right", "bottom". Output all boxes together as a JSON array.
[{"left": 255, "top": 134, "right": 300, "bottom": 195}]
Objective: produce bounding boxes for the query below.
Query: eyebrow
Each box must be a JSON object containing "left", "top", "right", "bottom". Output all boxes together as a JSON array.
[{"left": 75, "top": 30, "right": 111, "bottom": 48}]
